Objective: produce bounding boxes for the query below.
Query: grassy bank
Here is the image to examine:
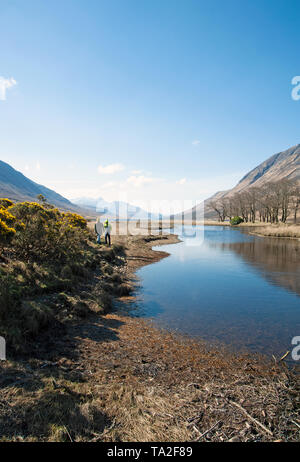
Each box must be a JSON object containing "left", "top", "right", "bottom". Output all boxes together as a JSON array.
[
  {"left": 245, "top": 223, "right": 300, "bottom": 239},
  {"left": 0, "top": 202, "right": 299, "bottom": 442},
  {"left": 203, "top": 219, "right": 300, "bottom": 238}
]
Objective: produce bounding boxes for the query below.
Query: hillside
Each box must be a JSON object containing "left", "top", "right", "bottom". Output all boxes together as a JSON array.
[
  {"left": 226, "top": 143, "right": 300, "bottom": 195},
  {"left": 180, "top": 144, "right": 300, "bottom": 220},
  {"left": 0, "top": 160, "right": 89, "bottom": 214}
]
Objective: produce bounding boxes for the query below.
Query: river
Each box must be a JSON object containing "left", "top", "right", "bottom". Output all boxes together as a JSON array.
[{"left": 127, "top": 225, "right": 300, "bottom": 360}]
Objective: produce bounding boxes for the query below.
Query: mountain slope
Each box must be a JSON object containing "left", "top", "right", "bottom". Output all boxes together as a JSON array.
[
  {"left": 179, "top": 143, "right": 300, "bottom": 220},
  {"left": 0, "top": 160, "right": 88, "bottom": 214},
  {"left": 227, "top": 143, "right": 300, "bottom": 195}
]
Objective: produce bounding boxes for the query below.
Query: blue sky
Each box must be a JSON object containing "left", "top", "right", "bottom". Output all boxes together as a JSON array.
[{"left": 0, "top": 0, "right": 300, "bottom": 211}]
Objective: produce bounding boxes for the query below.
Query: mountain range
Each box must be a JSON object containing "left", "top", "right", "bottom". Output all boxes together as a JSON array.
[
  {"left": 1, "top": 143, "right": 300, "bottom": 220},
  {"left": 180, "top": 143, "right": 300, "bottom": 220}
]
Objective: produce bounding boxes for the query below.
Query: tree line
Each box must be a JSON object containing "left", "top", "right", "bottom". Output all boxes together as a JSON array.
[{"left": 208, "top": 179, "right": 300, "bottom": 224}]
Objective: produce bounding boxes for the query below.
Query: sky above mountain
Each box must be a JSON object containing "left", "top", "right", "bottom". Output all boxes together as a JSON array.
[{"left": 1, "top": 0, "right": 300, "bottom": 213}]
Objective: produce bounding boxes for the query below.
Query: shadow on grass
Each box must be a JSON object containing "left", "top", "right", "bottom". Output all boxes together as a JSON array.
[
  {"left": 9, "top": 313, "right": 124, "bottom": 363},
  {"left": 0, "top": 381, "right": 111, "bottom": 441},
  {"left": 0, "top": 366, "right": 43, "bottom": 391},
  {"left": 0, "top": 313, "right": 121, "bottom": 441}
]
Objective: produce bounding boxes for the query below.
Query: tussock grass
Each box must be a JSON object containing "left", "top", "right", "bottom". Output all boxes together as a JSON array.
[
  {"left": 0, "top": 366, "right": 110, "bottom": 442},
  {"left": 250, "top": 224, "right": 300, "bottom": 238}
]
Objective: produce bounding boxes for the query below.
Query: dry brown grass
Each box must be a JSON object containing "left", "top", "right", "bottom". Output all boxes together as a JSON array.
[
  {"left": 248, "top": 224, "right": 300, "bottom": 238},
  {"left": 101, "top": 317, "right": 300, "bottom": 442},
  {"left": 0, "top": 315, "right": 299, "bottom": 442}
]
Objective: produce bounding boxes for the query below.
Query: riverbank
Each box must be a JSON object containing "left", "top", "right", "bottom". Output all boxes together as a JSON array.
[
  {"left": 0, "top": 231, "right": 299, "bottom": 442},
  {"left": 244, "top": 223, "right": 300, "bottom": 239}
]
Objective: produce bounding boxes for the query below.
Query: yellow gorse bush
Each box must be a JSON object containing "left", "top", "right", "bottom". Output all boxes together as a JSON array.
[
  {"left": 9, "top": 201, "right": 58, "bottom": 223},
  {"left": 0, "top": 198, "right": 14, "bottom": 209},
  {"left": 0, "top": 218, "right": 16, "bottom": 243},
  {"left": 62, "top": 212, "right": 87, "bottom": 229},
  {"left": 0, "top": 207, "right": 16, "bottom": 226},
  {"left": 0, "top": 197, "right": 100, "bottom": 351},
  {"left": 0, "top": 199, "right": 89, "bottom": 262},
  {"left": 0, "top": 202, "right": 17, "bottom": 246}
]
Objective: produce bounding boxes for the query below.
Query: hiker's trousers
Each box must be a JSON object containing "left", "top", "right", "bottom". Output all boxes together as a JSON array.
[{"left": 105, "top": 232, "right": 111, "bottom": 246}]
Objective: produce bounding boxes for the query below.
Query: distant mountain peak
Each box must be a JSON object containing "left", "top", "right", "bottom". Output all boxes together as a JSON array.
[{"left": 72, "top": 196, "right": 161, "bottom": 219}]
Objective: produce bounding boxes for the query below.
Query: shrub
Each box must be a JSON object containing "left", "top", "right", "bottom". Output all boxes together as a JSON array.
[
  {"left": 100, "top": 247, "right": 116, "bottom": 262},
  {"left": 60, "top": 265, "right": 73, "bottom": 280},
  {"left": 7, "top": 202, "right": 88, "bottom": 263},
  {"left": 0, "top": 219, "right": 16, "bottom": 246},
  {"left": 230, "top": 216, "right": 244, "bottom": 226},
  {"left": 63, "top": 212, "right": 87, "bottom": 229},
  {"left": 116, "top": 283, "right": 132, "bottom": 297},
  {"left": 21, "top": 301, "right": 53, "bottom": 336},
  {"left": 0, "top": 198, "right": 14, "bottom": 209},
  {"left": 97, "top": 290, "right": 113, "bottom": 312},
  {"left": 102, "top": 262, "right": 114, "bottom": 275},
  {"left": 9, "top": 201, "right": 58, "bottom": 224},
  {"left": 0, "top": 198, "right": 127, "bottom": 352},
  {"left": 0, "top": 207, "right": 18, "bottom": 248},
  {"left": 0, "top": 273, "right": 20, "bottom": 321}
]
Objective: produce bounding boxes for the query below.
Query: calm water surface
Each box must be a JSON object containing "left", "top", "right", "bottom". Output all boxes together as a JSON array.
[{"left": 125, "top": 226, "right": 300, "bottom": 358}]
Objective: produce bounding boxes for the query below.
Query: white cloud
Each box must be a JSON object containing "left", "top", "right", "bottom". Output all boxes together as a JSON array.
[
  {"left": 36, "top": 162, "right": 41, "bottom": 171},
  {"left": 176, "top": 178, "right": 187, "bottom": 185},
  {"left": 98, "top": 163, "right": 125, "bottom": 174},
  {"left": 126, "top": 175, "right": 158, "bottom": 188},
  {"left": 102, "top": 181, "right": 117, "bottom": 189},
  {"left": 131, "top": 169, "right": 143, "bottom": 175},
  {"left": 0, "top": 77, "right": 17, "bottom": 101},
  {"left": 192, "top": 140, "right": 201, "bottom": 146}
]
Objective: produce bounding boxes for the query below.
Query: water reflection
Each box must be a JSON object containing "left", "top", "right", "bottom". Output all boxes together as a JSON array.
[{"left": 212, "top": 237, "right": 300, "bottom": 297}]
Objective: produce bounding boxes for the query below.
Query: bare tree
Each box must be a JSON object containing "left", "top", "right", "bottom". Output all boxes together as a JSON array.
[
  {"left": 246, "top": 187, "right": 259, "bottom": 223},
  {"left": 210, "top": 179, "right": 300, "bottom": 224},
  {"left": 290, "top": 183, "right": 300, "bottom": 224},
  {"left": 209, "top": 200, "right": 227, "bottom": 222}
]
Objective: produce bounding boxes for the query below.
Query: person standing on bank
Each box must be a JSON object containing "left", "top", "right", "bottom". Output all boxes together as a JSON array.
[
  {"left": 95, "top": 218, "right": 104, "bottom": 244},
  {"left": 104, "top": 219, "right": 112, "bottom": 246}
]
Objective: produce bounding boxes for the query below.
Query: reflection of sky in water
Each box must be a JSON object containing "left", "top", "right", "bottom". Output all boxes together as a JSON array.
[{"left": 122, "top": 226, "right": 300, "bottom": 360}]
